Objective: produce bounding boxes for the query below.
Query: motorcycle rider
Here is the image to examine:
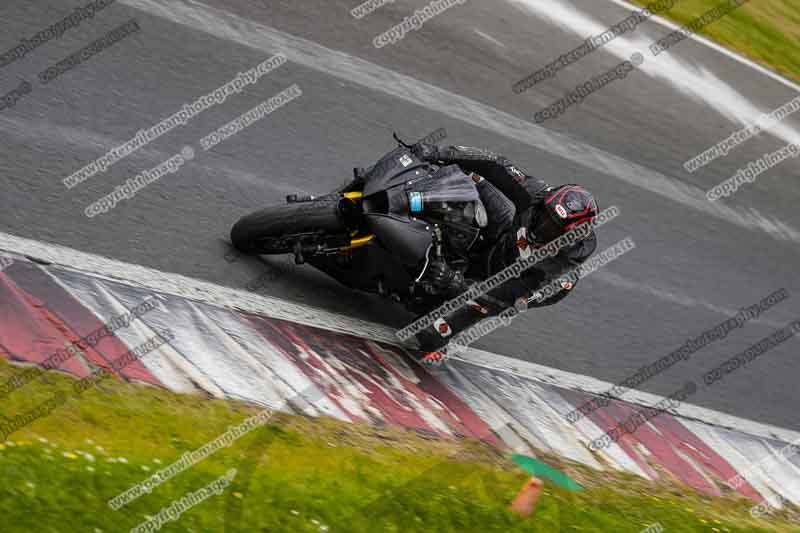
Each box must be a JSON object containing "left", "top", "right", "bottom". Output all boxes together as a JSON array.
[{"left": 407, "top": 142, "right": 599, "bottom": 364}]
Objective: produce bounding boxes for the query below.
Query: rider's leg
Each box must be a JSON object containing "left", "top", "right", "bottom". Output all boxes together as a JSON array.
[{"left": 476, "top": 178, "right": 516, "bottom": 242}]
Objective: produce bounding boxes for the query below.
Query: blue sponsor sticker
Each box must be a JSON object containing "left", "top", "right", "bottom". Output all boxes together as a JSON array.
[{"left": 409, "top": 192, "right": 423, "bottom": 213}]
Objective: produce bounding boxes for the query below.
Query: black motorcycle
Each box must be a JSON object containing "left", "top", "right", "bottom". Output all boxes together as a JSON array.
[{"left": 230, "top": 134, "right": 489, "bottom": 311}]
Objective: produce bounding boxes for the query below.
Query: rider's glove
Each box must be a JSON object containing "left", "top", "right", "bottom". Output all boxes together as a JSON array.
[
  {"left": 411, "top": 142, "right": 440, "bottom": 162},
  {"left": 420, "top": 258, "right": 466, "bottom": 297}
]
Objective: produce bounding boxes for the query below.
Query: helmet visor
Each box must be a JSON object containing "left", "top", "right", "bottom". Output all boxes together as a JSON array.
[{"left": 531, "top": 212, "right": 564, "bottom": 244}]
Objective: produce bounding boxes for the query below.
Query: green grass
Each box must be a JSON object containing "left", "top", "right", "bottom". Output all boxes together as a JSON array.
[
  {"left": 1, "top": 358, "right": 798, "bottom": 532},
  {"left": 630, "top": 0, "right": 800, "bottom": 83}
]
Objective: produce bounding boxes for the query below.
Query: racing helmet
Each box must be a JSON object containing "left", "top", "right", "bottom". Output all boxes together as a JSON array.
[{"left": 531, "top": 185, "right": 598, "bottom": 244}]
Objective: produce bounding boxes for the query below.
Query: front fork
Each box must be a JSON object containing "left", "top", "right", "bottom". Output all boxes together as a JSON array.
[{"left": 286, "top": 191, "right": 375, "bottom": 264}]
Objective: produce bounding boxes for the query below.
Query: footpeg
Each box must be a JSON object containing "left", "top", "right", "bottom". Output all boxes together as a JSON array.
[
  {"left": 293, "top": 241, "right": 305, "bottom": 264},
  {"left": 286, "top": 194, "right": 316, "bottom": 204}
]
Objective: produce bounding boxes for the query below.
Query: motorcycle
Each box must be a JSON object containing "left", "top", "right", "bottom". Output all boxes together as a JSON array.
[{"left": 230, "top": 133, "right": 489, "bottom": 312}]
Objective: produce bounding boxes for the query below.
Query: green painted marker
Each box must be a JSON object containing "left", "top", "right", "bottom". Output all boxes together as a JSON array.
[{"left": 511, "top": 454, "right": 583, "bottom": 491}]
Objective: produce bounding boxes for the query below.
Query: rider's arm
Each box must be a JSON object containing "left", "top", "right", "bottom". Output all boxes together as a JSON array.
[
  {"left": 525, "top": 232, "right": 597, "bottom": 308},
  {"left": 527, "top": 278, "right": 578, "bottom": 308},
  {"left": 426, "top": 233, "right": 597, "bottom": 349},
  {"left": 413, "top": 254, "right": 586, "bottom": 354},
  {"left": 414, "top": 144, "right": 547, "bottom": 212},
  {"left": 414, "top": 271, "right": 541, "bottom": 354}
]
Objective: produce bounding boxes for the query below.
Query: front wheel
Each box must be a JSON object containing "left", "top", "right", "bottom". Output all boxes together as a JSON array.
[{"left": 230, "top": 195, "right": 347, "bottom": 255}]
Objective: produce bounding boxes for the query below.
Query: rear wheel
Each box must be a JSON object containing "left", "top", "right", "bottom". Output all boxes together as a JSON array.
[{"left": 230, "top": 195, "right": 347, "bottom": 254}]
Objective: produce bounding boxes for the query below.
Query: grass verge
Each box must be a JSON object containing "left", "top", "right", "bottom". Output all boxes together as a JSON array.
[
  {"left": 0, "top": 358, "right": 798, "bottom": 532},
  {"left": 630, "top": 0, "right": 800, "bottom": 84}
]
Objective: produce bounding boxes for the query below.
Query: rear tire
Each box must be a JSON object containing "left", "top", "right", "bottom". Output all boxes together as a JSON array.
[{"left": 230, "top": 196, "right": 345, "bottom": 254}]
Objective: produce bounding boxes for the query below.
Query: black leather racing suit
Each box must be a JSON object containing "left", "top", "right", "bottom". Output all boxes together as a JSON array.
[{"left": 411, "top": 144, "right": 598, "bottom": 353}]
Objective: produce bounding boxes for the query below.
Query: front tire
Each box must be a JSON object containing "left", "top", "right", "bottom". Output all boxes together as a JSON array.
[{"left": 230, "top": 196, "right": 345, "bottom": 254}]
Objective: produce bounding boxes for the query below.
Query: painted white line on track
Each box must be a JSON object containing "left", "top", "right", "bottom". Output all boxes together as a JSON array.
[
  {"left": 606, "top": 0, "right": 800, "bottom": 95},
  {"left": 0, "top": 232, "right": 399, "bottom": 346},
  {"left": 473, "top": 28, "right": 507, "bottom": 48},
  {"left": 117, "top": 0, "right": 800, "bottom": 244},
  {"left": 594, "top": 270, "right": 788, "bottom": 330},
  {"left": 511, "top": 0, "right": 800, "bottom": 168},
  {"left": 1, "top": 231, "right": 798, "bottom": 445}
]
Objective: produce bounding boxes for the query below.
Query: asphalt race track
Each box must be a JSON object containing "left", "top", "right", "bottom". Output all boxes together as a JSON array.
[{"left": 0, "top": 0, "right": 798, "bottom": 430}]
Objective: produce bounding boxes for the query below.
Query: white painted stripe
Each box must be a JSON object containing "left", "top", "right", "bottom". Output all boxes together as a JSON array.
[
  {"left": 118, "top": 0, "right": 800, "bottom": 243},
  {"left": 52, "top": 274, "right": 210, "bottom": 394},
  {"left": 473, "top": 28, "right": 507, "bottom": 48},
  {"left": 458, "top": 347, "right": 800, "bottom": 446},
  {"left": 202, "top": 305, "right": 349, "bottom": 418},
  {"left": 595, "top": 271, "right": 788, "bottom": 330},
  {"left": 1, "top": 232, "right": 798, "bottom": 447},
  {"left": 606, "top": 0, "right": 800, "bottom": 95},
  {"left": 0, "top": 114, "right": 309, "bottom": 198},
  {"left": 685, "top": 421, "right": 800, "bottom": 504},
  {"left": 0, "top": 235, "right": 399, "bottom": 345},
  {"left": 511, "top": 0, "right": 800, "bottom": 179},
  {"left": 431, "top": 365, "right": 543, "bottom": 454}
]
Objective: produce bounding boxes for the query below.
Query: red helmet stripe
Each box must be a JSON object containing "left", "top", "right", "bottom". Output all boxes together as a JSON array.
[{"left": 544, "top": 186, "right": 598, "bottom": 231}]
